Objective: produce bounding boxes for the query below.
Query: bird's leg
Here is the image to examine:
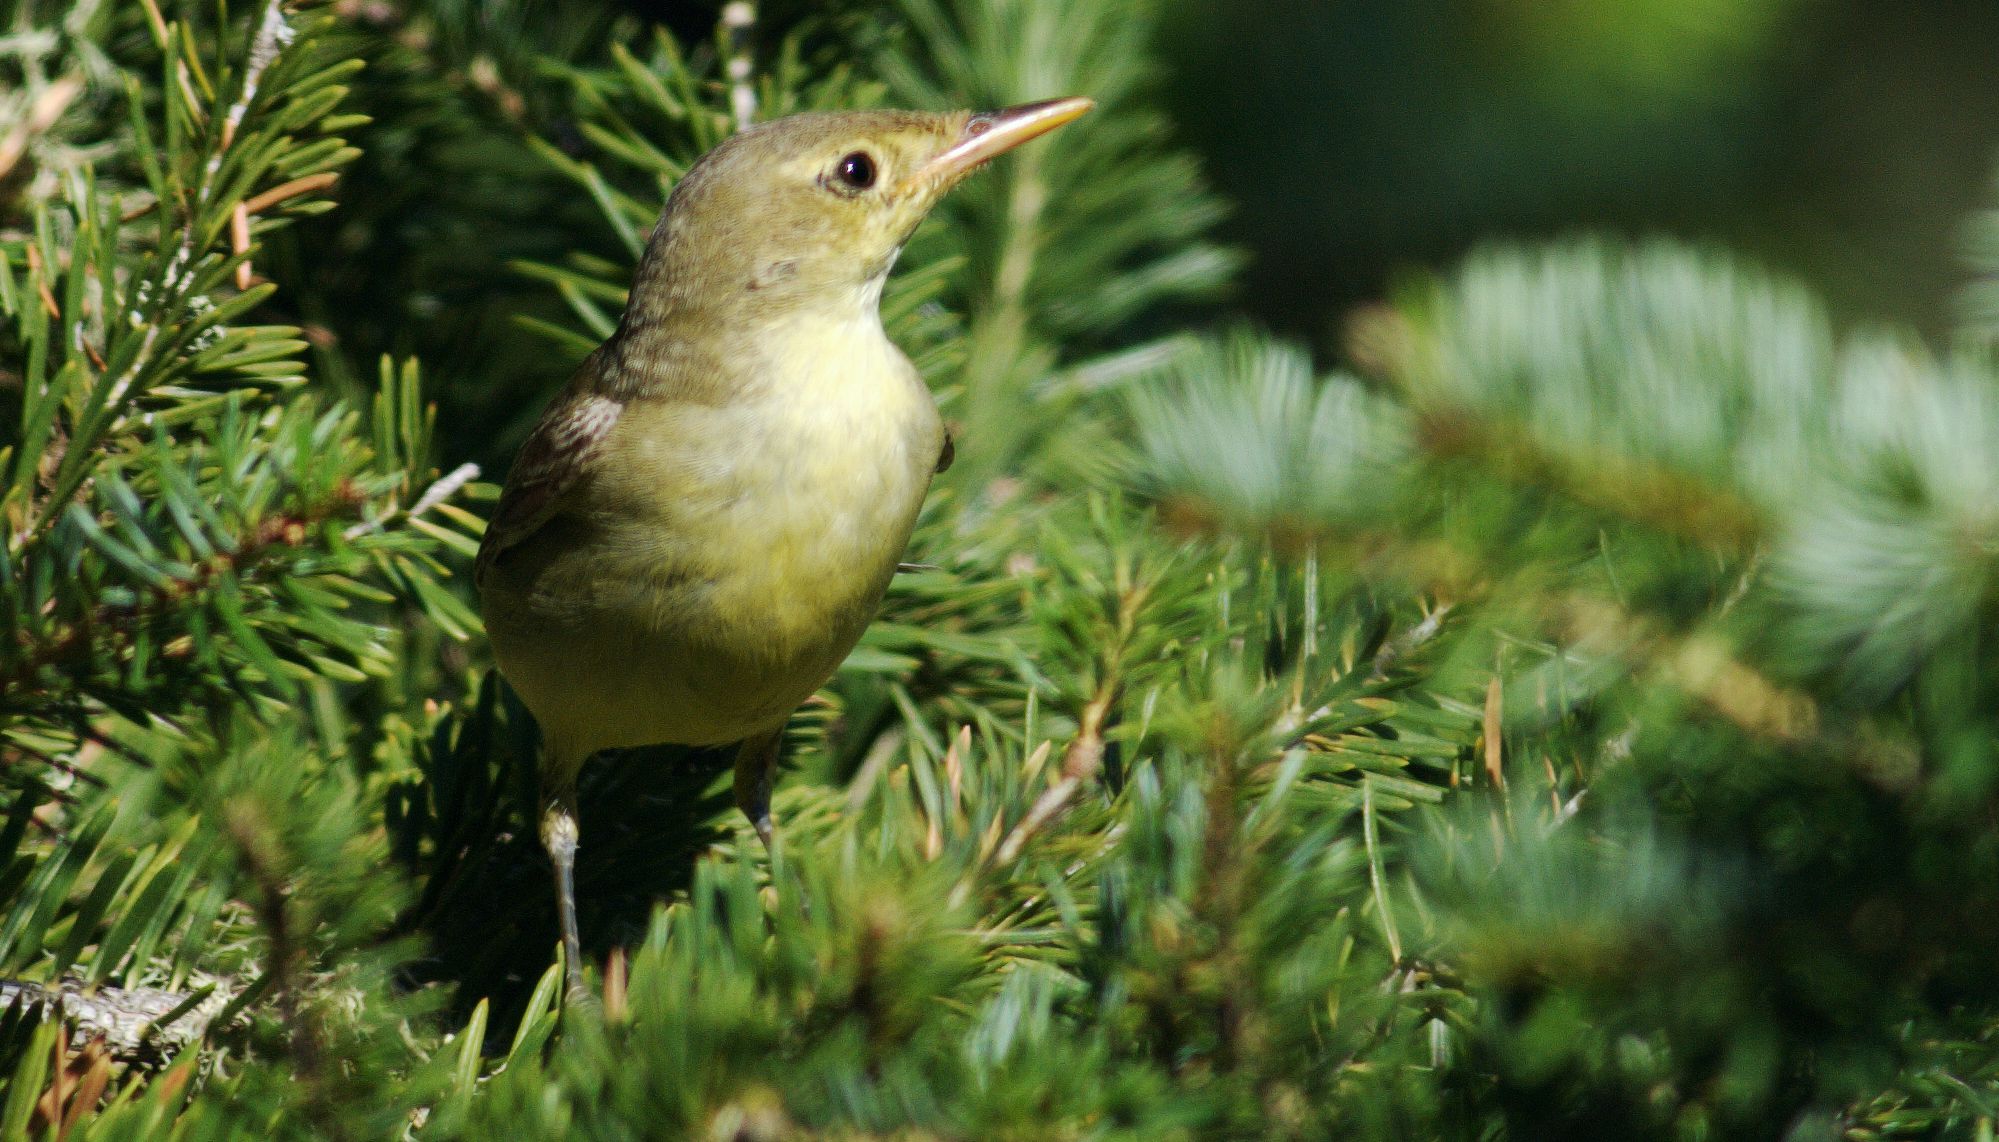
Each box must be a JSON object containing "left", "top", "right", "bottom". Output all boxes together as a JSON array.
[
  {"left": 733, "top": 728, "right": 784, "bottom": 855},
  {"left": 539, "top": 787, "right": 588, "bottom": 1002}
]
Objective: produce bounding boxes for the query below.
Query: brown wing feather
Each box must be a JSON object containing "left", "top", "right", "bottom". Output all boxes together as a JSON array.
[{"left": 475, "top": 390, "right": 623, "bottom": 585}]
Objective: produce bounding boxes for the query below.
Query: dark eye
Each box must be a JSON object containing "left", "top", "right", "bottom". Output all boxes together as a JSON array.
[{"left": 835, "top": 151, "right": 877, "bottom": 190}]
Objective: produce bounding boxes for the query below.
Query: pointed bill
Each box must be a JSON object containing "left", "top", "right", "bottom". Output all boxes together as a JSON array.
[{"left": 905, "top": 96, "right": 1095, "bottom": 191}]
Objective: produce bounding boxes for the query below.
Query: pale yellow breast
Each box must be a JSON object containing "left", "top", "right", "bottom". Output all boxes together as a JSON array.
[
  {"left": 603, "top": 308, "right": 941, "bottom": 656},
  {"left": 483, "top": 308, "right": 944, "bottom": 766}
]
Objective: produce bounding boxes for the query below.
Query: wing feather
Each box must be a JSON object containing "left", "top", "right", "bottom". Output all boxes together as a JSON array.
[{"left": 475, "top": 390, "right": 623, "bottom": 584}]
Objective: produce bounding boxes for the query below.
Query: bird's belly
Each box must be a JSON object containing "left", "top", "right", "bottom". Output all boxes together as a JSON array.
[{"left": 488, "top": 375, "right": 938, "bottom": 758}]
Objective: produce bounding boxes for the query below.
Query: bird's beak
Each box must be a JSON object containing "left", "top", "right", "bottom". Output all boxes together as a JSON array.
[{"left": 905, "top": 96, "right": 1095, "bottom": 192}]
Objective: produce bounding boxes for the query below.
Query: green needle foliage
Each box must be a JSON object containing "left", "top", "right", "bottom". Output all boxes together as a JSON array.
[{"left": 3, "top": 0, "right": 1999, "bottom": 1138}]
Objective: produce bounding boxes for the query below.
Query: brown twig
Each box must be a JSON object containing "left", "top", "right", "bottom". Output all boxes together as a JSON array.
[
  {"left": 23, "top": 245, "right": 60, "bottom": 320},
  {"left": 1555, "top": 594, "right": 1817, "bottom": 746},
  {"left": 1417, "top": 406, "right": 1762, "bottom": 551},
  {"left": 222, "top": 797, "right": 347, "bottom": 1142},
  {"left": 1, "top": 485, "right": 366, "bottom": 706},
  {"left": 602, "top": 947, "right": 628, "bottom": 1024},
  {"left": 1481, "top": 674, "right": 1504, "bottom": 790},
  {"left": 243, "top": 171, "right": 339, "bottom": 215},
  {"left": 230, "top": 203, "right": 253, "bottom": 290}
]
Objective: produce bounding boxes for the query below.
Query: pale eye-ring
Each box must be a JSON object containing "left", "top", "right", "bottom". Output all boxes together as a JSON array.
[{"left": 835, "top": 151, "right": 877, "bottom": 190}]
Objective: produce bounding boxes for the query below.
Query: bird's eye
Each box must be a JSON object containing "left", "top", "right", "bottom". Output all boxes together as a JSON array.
[{"left": 835, "top": 151, "right": 877, "bottom": 191}]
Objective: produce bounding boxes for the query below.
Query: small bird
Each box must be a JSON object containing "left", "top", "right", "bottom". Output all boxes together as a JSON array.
[{"left": 477, "top": 97, "right": 1092, "bottom": 996}]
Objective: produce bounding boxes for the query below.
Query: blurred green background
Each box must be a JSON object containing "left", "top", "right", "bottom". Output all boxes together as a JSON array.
[{"left": 1147, "top": 0, "right": 1999, "bottom": 346}]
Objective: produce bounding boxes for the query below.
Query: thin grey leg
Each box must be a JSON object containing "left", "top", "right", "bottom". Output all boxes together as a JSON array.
[
  {"left": 733, "top": 728, "right": 784, "bottom": 855},
  {"left": 540, "top": 789, "right": 588, "bottom": 1002}
]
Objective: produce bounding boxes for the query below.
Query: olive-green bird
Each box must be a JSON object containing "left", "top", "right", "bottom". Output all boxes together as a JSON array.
[{"left": 476, "top": 97, "right": 1092, "bottom": 996}]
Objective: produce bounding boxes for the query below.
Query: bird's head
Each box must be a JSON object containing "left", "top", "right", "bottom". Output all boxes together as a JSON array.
[{"left": 623, "top": 98, "right": 1092, "bottom": 326}]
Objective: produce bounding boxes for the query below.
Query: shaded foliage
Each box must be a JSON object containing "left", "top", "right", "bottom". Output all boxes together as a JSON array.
[{"left": 2, "top": 0, "right": 1998, "bottom": 1139}]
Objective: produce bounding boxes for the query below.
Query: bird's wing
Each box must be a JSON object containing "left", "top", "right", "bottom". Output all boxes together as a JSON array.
[{"left": 475, "top": 389, "right": 624, "bottom": 585}]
